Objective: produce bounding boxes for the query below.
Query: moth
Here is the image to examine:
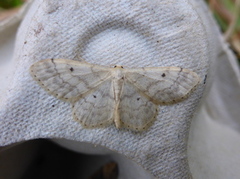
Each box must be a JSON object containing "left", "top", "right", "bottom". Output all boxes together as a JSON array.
[{"left": 30, "top": 59, "right": 200, "bottom": 131}]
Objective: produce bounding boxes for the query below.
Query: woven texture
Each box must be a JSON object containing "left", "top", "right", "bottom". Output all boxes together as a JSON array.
[{"left": 0, "top": 0, "right": 214, "bottom": 178}]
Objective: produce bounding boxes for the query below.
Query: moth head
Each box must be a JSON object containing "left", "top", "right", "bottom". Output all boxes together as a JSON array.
[{"left": 113, "top": 65, "right": 124, "bottom": 69}]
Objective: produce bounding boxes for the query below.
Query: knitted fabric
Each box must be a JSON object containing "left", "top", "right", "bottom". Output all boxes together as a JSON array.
[{"left": 0, "top": 0, "right": 220, "bottom": 178}]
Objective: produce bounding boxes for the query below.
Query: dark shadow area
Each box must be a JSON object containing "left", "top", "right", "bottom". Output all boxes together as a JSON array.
[{"left": 0, "top": 139, "right": 117, "bottom": 179}]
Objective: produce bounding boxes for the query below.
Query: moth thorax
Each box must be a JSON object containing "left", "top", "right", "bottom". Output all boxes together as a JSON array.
[{"left": 112, "top": 68, "right": 124, "bottom": 80}]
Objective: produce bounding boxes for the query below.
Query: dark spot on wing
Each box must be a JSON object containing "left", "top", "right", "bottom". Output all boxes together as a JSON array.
[
  {"left": 162, "top": 73, "right": 166, "bottom": 77},
  {"left": 93, "top": 95, "right": 97, "bottom": 98},
  {"left": 52, "top": 105, "right": 55, "bottom": 107},
  {"left": 137, "top": 97, "right": 140, "bottom": 101},
  {"left": 70, "top": 67, "right": 74, "bottom": 72}
]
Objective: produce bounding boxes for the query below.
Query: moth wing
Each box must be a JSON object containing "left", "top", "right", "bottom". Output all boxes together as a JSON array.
[
  {"left": 124, "top": 67, "right": 200, "bottom": 104},
  {"left": 73, "top": 79, "right": 115, "bottom": 128},
  {"left": 30, "top": 59, "right": 112, "bottom": 102},
  {"left": 118, "top": 80, "right": 158, "bottom": 131}
]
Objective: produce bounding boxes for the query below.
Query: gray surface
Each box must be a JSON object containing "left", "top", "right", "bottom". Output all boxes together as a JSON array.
[{"left": 1, "top": 0, "right": 236, "bottom": 178}]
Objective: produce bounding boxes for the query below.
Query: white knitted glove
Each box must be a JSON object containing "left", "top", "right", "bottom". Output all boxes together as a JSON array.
[{"left": 0, "top": 1, "right": 239, "bottom": 179}]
